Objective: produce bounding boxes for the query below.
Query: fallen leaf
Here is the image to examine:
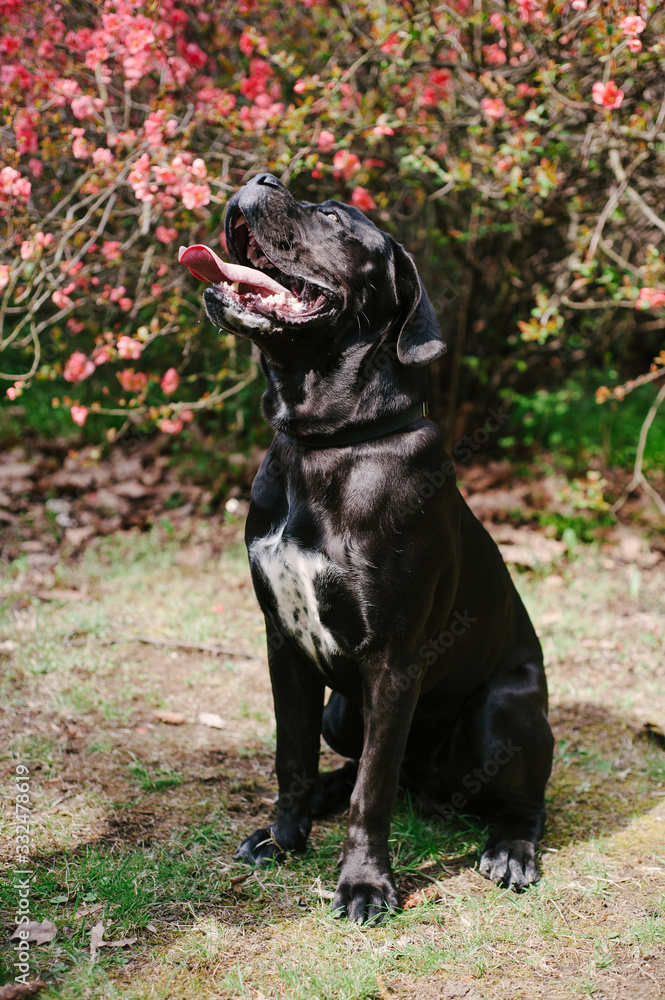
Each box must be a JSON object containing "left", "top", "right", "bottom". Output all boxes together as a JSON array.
[
  {"left": 32, "top": 589, "right": 86, "bottom": 602},
  {"left": 113, "top": 480, "right": 152, "bottom": 499},
  {"left": 197, "top": 712, "right": 225, "bottom": 729},
  {"left": 65, "top": 525, "right": 97, "bottom": 547},
  {"left": 89, "top": 920, "right": 105, "bottom": 964},
  {"left": 98, "top": 936, "right": 138, "bottom": 949},
  {"left": 0, "top": 980, "right": 47, "bottom": 999},
  {"left": 10, "top": 920, "right": 57, "bottom": 945},
  {"left": 402, "top": 884, "right": 441, "bottom": 909},
  {"left": 153, "top": 710, "right": 187, "bottom": 725}
]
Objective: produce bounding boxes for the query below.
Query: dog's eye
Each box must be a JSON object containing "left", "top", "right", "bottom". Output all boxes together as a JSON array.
[{"left": 321, "top": 211, "right": 338, "bottom": 222}]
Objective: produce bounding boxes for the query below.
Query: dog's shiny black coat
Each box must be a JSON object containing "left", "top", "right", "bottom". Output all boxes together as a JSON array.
[{"left": 201, "top": 174, "right": 554, "bottom": 923}]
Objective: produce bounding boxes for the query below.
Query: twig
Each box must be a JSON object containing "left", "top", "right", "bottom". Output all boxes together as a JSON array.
[
  {"left": 609, "top": 149, "right": 665, "bottom": 238},
  {"left": 66, "top": 634, "right": 260, "bottom": 660},
  {"left": 610, "top": 380, "right": 665, "bottom": 516},
  {"left": 585, "top": 150, "right": 649, "bottom": 263}
]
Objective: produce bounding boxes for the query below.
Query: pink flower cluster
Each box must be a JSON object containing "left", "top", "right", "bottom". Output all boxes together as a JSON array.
[
  {"left": 127, "top": 150, "right": 210, "bottom": 212},
  {"left": 636, "top": 287, "right": 665, "bottom": 310},
  {"left": 64, "top": 351, "right": 95, "bottom": 383},
  {"left": 0, "top": 166, "right": 31, "bottom": 214},
  {"left": 239, "top": 58, "right": 284, "bottom": 130},
  {"left": 117, "top": 368, "right": 148, "bottom": 392},
  {"left": 620, "top": 14, "right": 646, "bottom": 54}
]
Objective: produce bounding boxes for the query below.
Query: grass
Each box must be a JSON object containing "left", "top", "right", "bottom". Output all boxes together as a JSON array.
[
  {"left": 500, "top": 373, "right": 665, "bottom": 473},
  {"left": 1, "top": 523, "right": 664, "bottom": 998}
]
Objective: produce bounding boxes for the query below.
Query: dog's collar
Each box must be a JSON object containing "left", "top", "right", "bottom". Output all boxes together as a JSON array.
[{"left": 277, "top": 401, "right": 429, "bottom": 449}]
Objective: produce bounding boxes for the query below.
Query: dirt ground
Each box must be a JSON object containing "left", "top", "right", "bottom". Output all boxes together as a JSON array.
[{"left": 0, "top": 448, "right": 664, "bottom": 999}]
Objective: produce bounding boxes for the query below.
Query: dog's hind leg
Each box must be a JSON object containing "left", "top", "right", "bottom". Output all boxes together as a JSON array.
[
  {"left": 443, "top": 660, "right": 554, "bottom": 891},
  {"left": 312, "top": 692, "right": 361, "bottom": 816}
]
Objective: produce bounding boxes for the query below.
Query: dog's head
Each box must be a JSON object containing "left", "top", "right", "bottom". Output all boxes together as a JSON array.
[{"left": 180, "top": 173, "right": 445, "bottom": 367}]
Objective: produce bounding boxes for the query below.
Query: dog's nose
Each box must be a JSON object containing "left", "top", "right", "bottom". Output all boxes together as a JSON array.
[{"left": 254, "top": 173, "right": 284, "bottom": 188}]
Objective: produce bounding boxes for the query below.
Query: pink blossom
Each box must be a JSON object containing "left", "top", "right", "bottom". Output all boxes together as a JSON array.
[
  {"left": 67, "top": 318, "right": 85, "bottom": 334},
  {"left": 571, "top": 0, "right": 587, "bottom": 8},
  {"left": 158, "top": 417, "right": 183, "bottom": 434},
  {"left": 155, "top": 226, "right": 178, "bottom": 244},
  {"left": 64, "top": 351, "right": 95, "bottom": 383},
  {"left": 619, "top": 15, "right": 646, "bottom": 36},
  {"left": 318, "top": 130, "right": 335, "bottom": 152},
  {"left": 116, "top": 336, "right": 142, "bottom": 360},
  {"left": 592, "top": 80, "right": 624, "bottom": 109},
  {"left": 118, "top": 297, "right": 133, "bottom": 311},
  {"left": 350, "top": 186, "right": 377, "bottom": 211},
  {"left": 101, "top": 241, "right": 122, "bottom": 262},
  {"left": 178, "top": 40, "right": 207, "bottom": 69},
  {"left": 636, "top": 287, "right": 665, "bottom": 309},
  {"left": 29, "top": 159, "right": 43, "bottom": 178},
  {"left": 70, "top": 405, "right": 88, "bottom": 427},
  {"left": 92, "top": 147, "right": 113, "bottom": 165},
  {"left": 0, "top": 167, "right": 20, "bottom": 190},
  {"left": 20, "top": 241, "right": 33, "bottom": 260},
  {"left": 109, "top": 286, "right": 127, "bottom": 303},
  {"left": 85, "top": 45, "right": 109, "bottom": 70},
  {"left": 627, "top": 37, "right": 642, "bottom": 53},
  {"left": 181, "top": 183, "right": 211, "bottom": 210},
  {"left": 516, "top": 0, "right": 543, "bottom": 22},
  {"left": 332, "top": 150, "right": 361, "bottom": 181},
  {"left": 15, "top": 120, "right": 38, "bottom": 157},
  {"left": 12, "top": 177, "right": 31, "bottom": 201},
  {"left": 372, "top": 124, "right": 394, "bottom": 137},
  {"left": 0, "top": 264, "right": 10, "bottom": 290},
  {"left": 481, "top": 97, "right": 507, "bottom": 119},
  {"left": 483, "top": 43, "right": 507, "bottom": 66},
  {"left": 36, "top": 232, "right": 53, "bottom": 247},
  {"left": 191, "top": 157, "right": 207, "bottom": 179},
  {"left": 92, "top": 344, "right": 113, "bottom": 366},
  {"left": 181, "top": 409, "right": 194, "bottom": 422},
  {"left": 71, "top": 127, "right": 90, "bottom": 160},
  {"left": 117, "top": 368, "right": 148, "bottom": 393},
  {"left": 161, "top": 367, "right": 179, "bottom": 395},
  {"left": 6, "top": 381, "right": 25, "bottom": 400},
  {"left": 239, "top": 31, "right": 255, "bottom": 57},
  {"left": 71, "top": 95, "right": 104, "bottom": 120},
  {"left": 52, "top": 289, "right": 74, "bottom": 309}
]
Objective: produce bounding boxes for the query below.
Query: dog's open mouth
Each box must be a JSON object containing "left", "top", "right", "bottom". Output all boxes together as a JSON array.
[{"left": 179, "top": 212, "right": 332, "bottom": 326}]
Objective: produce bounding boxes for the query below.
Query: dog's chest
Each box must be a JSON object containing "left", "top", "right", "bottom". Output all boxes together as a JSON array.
[{"left": 249, "top": 525, "right": 340, "bottom": 667}]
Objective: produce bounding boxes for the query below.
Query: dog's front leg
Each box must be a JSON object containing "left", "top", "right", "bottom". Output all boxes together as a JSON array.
[
  {"left": 333, "top": 661, "right": 420, "bottom": 924},
  {"left": 235, "top": 625, "right": 325, "bottom": 866}
]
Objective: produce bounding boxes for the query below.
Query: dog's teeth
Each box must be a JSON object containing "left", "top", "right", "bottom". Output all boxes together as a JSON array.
[
  {"left": 234, "top": 215, "right": 245, "bottom": 228},
  {"left": 231, "top": 281, "right": 239, "bottom": 291}
]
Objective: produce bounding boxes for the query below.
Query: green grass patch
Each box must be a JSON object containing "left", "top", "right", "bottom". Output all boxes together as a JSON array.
[{"left": 500, "top": 373, "right": 665, "bottom": 471}]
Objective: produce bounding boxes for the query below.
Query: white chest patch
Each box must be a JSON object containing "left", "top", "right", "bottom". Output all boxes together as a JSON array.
[{"left": 249, "top": 525, "right": 340, "bottom": 667}]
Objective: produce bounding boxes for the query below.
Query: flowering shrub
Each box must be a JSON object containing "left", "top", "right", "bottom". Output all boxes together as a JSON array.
[{"left": 0, "top": 0, "right": 664, "bottom": 445}]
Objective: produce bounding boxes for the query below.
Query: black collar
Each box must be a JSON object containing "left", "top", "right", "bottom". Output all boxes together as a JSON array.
[{"left": 278, "top": 401, "right": 429, "bottom": 449}]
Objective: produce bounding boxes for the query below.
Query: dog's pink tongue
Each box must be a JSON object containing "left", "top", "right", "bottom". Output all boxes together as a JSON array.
[{"left": 178, "top": 244, "right": 288, "bottom": 295}]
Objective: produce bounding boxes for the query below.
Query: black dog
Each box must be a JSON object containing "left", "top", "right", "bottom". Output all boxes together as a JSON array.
[{"left": 180, "top": 174, "right": 554, "bottom": 924}]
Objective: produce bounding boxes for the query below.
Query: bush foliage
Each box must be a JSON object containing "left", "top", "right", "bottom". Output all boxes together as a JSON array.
[{"left": 1, "top": 0, "right": 664, "bottom": 446}]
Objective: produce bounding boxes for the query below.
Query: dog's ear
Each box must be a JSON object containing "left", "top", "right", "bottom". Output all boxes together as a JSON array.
[{"left": 392, "top": 241, "right": 446, "bottom": 367}]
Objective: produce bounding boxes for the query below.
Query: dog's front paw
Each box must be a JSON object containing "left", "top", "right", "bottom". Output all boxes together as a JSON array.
[
  {"left": 333, "top": 865, "right": 398, "bottom": 924},
  {"left": 479, "top": 838, "right": 539, "bottom": 891},
  {"left": 235, "top": 822, "right": 308, "bottom": 866}
]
